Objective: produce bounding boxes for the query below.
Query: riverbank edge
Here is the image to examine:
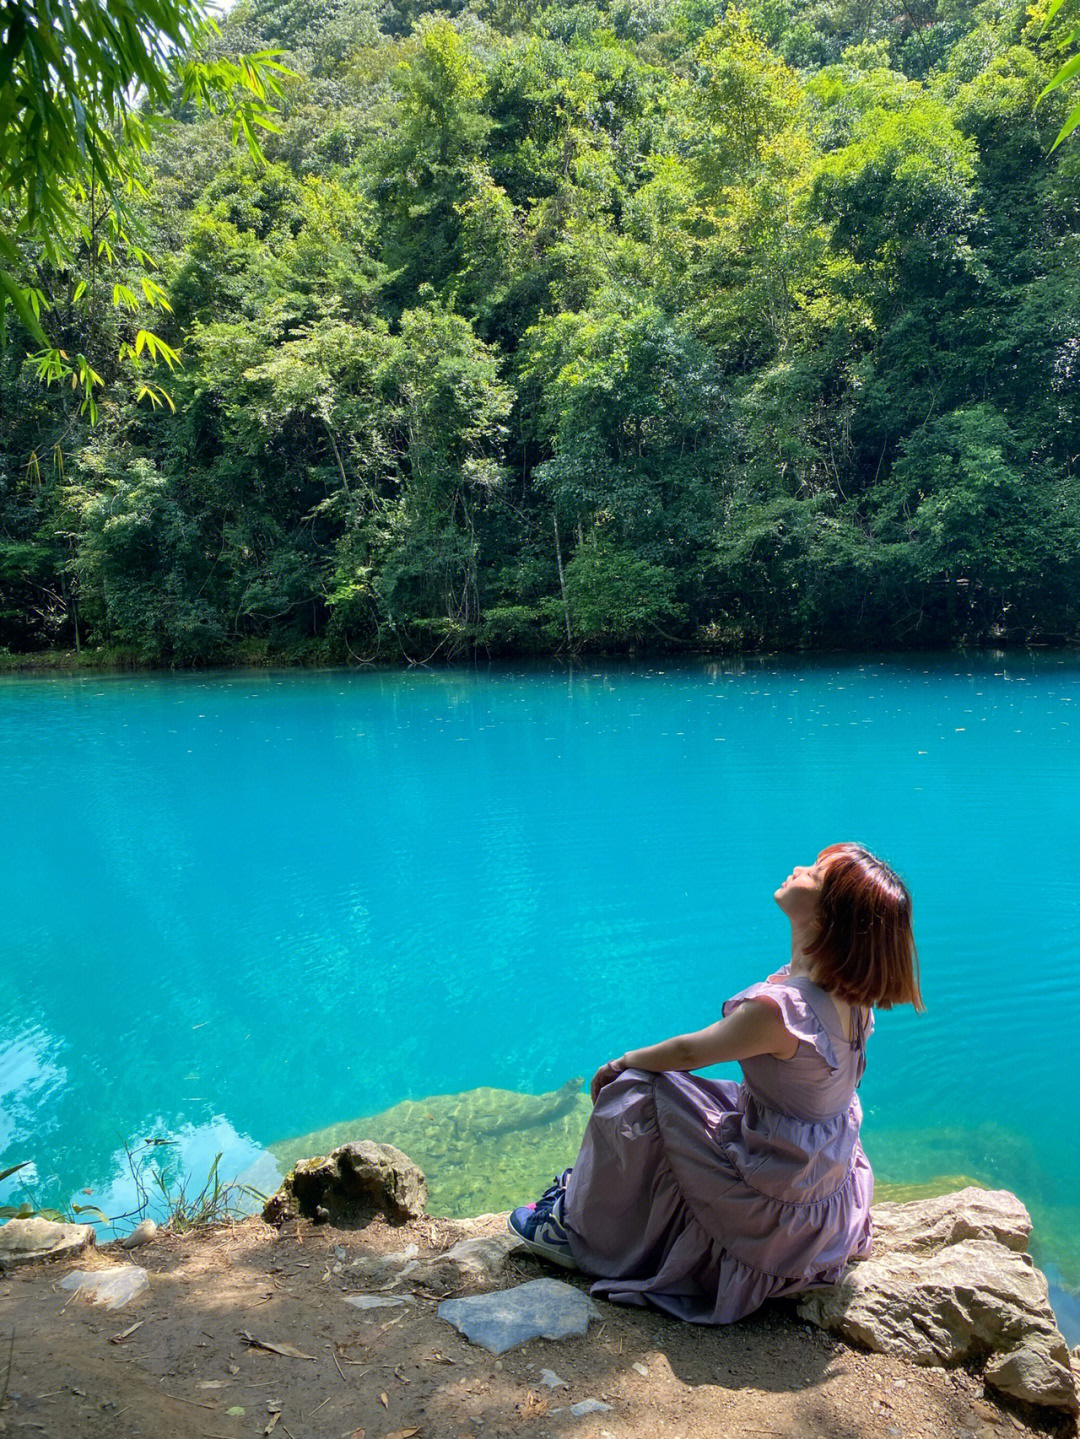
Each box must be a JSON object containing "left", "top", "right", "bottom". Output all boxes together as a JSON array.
[
  {"left": 3, "top": 636, "right": 1077, "bottom": 676},
  {"left": 1, "top": 1206, "right": 1076, "bottom": 1439}
]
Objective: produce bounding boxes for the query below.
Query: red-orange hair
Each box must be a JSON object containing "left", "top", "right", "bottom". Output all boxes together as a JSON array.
[{"left": 805, "top": 843, "right": 923, "bottom": 1011}]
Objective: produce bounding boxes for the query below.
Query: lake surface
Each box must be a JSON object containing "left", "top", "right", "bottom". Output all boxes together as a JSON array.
[{"left": 2, "top": 655, "right": 1079, "bottom": 1336}]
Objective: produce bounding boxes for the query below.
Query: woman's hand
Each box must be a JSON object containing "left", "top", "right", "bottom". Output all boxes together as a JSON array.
[{"left": 590, "top": 1058, "right": 626, "bottom": 1103}]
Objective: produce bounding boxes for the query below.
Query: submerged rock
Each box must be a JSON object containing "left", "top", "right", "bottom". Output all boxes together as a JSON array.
[
  {"left": 0, "top": 1217, "right": 95, "bottom": 1269},
  {"left": 438, "top": 1276, "right": 600, "bottom": 1354},
  {"left": 798, "top": 1188, "right": 1078, "bottom": 1413},
  {"left": 270, "top": 1079, "right": 590, "bottom": 1218},
  {"left": 263, "top": 1141, "right": 427, "bottom": 1227}
]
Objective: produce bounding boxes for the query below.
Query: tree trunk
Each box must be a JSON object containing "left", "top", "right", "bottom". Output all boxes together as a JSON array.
[{"left": 553, "top": 514, "right": 572, "bottom": 649}]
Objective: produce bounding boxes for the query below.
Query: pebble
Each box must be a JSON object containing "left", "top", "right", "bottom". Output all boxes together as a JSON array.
[
  {"left": 119, "top": 1219, "right": 157, "bottom": 1250},
  {"left": 569, "top": 1399, "right": 613, "bottom": 1416},
  {"left": 633, "top": 1362, "right": 649, "bottom": 1377},
  {"left": 539, "top": 1369, "right": 568, "bottom": 1389},
  {"left": 343, "top": 1294, "right": 414, "bottom": 1310}
]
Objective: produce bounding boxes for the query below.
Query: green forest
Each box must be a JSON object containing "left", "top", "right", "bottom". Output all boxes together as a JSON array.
[{"left": 3, "top": 0, "right": 1080, "bottom": 663}]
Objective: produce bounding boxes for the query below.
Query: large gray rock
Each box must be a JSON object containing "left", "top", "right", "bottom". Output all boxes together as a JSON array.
[
  {"left": 263, "top": 1141, "right": 427, "bottom": 1227},
  {"left": 438, "top": 1277, "right": 600, "bottom": 1354},
  {"left": 0, "top": 1217, "right": 95, "bottom": 1269},
  {"left": 797, "top": 1188, "right": 1077, "bottom": 1413}
]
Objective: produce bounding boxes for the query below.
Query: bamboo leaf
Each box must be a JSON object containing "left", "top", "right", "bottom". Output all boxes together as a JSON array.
[
  {"left": 0, "top": 270, "right": 48, "bottom": 346},
  {"left": 1049, "top": 98, "right": 1080, "bottom": 151},
  {"left": 1039, "top": 51, "right": 1080, "bottom": 100}
]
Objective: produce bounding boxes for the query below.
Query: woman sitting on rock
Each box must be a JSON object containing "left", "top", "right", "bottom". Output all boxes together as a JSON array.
[{"left": 508, "top": 843, "right": 923, "bottom": 1324}]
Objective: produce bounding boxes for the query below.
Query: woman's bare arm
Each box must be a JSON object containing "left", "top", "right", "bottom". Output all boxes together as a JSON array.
[{"left": 590, "top": 997, "right": 797, "bottom": 1101}]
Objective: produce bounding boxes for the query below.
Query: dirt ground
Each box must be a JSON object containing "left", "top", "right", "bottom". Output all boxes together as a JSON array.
[{"left": 1, "top": 1213, "right": 1076, "bottom": 1439}]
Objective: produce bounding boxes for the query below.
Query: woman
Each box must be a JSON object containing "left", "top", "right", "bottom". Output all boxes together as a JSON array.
[{"left": 508, "top": 843, "right": 923, "bottom": 1324}]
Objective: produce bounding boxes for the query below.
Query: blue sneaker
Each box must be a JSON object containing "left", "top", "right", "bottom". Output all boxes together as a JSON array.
[{"left": 507, "top": 1172, "right": 576, "bottom": 1269}]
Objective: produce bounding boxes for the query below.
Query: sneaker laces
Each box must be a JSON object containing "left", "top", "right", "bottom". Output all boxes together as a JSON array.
[{"left": 532, "top": 1169, "right": 572, "bottom": 1218}]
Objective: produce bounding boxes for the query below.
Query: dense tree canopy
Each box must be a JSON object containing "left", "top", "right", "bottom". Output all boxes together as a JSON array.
[{"left": 3, "top": 0, "right": 1080, "bottom": 662}]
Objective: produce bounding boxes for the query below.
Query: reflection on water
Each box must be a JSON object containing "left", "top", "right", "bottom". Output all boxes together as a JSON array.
[
  {"left": 1, "top": 1112, "right": 281, "bottom": 1236},
  {"left": 84, "top": 1118, "right": 282, "bottom": 1231},
  {"left": 0, "top": 1027, "right": 66, "bottom": 1159}
]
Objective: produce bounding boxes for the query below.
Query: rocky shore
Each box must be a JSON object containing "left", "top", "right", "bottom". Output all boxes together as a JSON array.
[{"left": 0, "top": 1145, "right": 1076, "bottom": 1439}]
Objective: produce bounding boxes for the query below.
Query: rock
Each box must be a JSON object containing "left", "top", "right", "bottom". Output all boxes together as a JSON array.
[
  {"left": 343, "top": 1294, "right": 415, "bottom": 1310},
  {"left": 118, "top": 1219, "right": 157, "bottom": 1250},
  {"left": 985, "top": 1339, "right": 1079, "bottom": 1414},
  {"left": 0, "top": 1217, "right": 95, "bottom": 1269},
  {"left": 343, "top": 1226, "right": 524, "bottom": 1296},
  {"left": 870, "top": 1187, "right": 1031, "bottom": 1255},
  {"left": 262, "top": 1141, "right": 427, "bottom": 1227},
  {"left": 798, "top": 1189, "right": 1077, "bottom": 1414},
  {"left": 438, "top": 1276, "right": 600, "bottom": 1354},
  {"left": 351, "top": 1242, "right": 419, "bottom": 1275},
  {"left": 570, "top": 1399, "right": 613, "bottom": 1416},
  {"left": 416, "top": 1232, "right": 526, "bottom": 1293},
  {"left": 57, "top": 1266, "right": 150, "bottom": 1309},
  {"left": 539, "top": 1368, "right": 567, "bottom": 1388}
]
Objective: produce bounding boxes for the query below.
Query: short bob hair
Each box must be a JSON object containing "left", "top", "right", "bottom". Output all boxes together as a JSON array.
[{"left": 804, "top": 843, "right": 923, "bottom": 1012}]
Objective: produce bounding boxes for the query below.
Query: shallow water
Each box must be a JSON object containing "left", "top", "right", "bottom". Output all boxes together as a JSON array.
[{"left": 2, "top": 654, "right": 1078, "bottom": 1332}]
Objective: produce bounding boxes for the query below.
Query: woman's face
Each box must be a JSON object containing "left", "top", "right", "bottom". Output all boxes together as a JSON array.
[{"left": 774, "top": 855, "right": 827, "bottom": 926}]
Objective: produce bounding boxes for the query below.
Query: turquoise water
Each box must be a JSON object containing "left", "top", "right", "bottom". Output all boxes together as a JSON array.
[{"left": 2, "top": 655, "right": 1079, "bottom": 1334}]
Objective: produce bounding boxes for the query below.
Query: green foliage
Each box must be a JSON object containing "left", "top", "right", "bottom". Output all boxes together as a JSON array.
[
  {"left": 0, "top": 0, "right": 290, "bottom": 415},
  {"left": 3, "top": 0, "right": 1080, "bottom": 662},
  {"left": 1037, "top": 0, "right": 1080, "bottom": 149},
  {"left": 564, "top": 532, "right": 684, "bottom": 642},
  {"left": 154, "top": 1153, "right": 266, "bottom": 1232}
]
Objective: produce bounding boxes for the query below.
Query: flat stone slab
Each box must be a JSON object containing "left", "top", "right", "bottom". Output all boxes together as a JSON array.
[
  {"left": 438, "top": 1277, "right": 599, "bottom": 1354},
  {"left": 343, "top": 1293, "right": 415, "bottom": 1310},
  {"left": 0, "top": 1218, "right": 95, "bottom": 1269}
]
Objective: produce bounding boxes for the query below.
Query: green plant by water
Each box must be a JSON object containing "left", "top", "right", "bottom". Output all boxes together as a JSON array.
[{"left": 0, "top": 1147, "right": 265, "bottom": 1236}]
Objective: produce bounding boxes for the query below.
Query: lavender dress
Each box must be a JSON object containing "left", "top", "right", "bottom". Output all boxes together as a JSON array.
[{"left": 560, "top": 969, "right": 874, "bottom": 1324}]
